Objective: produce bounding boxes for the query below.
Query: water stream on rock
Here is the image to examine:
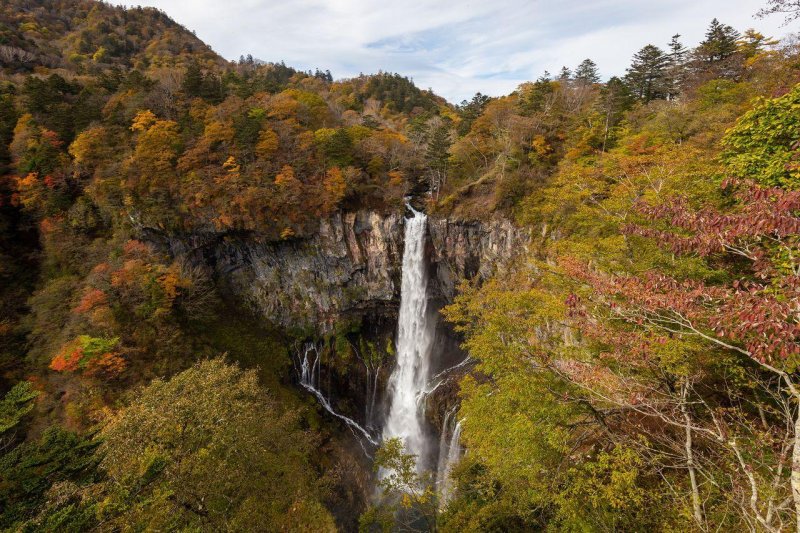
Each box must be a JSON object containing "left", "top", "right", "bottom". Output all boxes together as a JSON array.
[
  {"left": 438, "top": 418, "right": 464, "bottom": 506},
  {"left": 299, "top": 344, "right": 378, "bottom": 447}
]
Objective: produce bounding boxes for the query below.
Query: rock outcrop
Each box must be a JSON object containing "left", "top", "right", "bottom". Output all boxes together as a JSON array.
[
  {"left": 216, "top": 211, "right": 405, "bottom": 332},
  {"left": 157, "top": 209, "right": 527, "bottom": 333}
]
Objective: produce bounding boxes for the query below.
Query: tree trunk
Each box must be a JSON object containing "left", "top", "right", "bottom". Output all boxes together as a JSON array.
[
  {"left": 792, "top": 407, "right": 800, "bottom": 533},
  {"left": 681, "top": 381, "right": 704, "bottom": 527}
]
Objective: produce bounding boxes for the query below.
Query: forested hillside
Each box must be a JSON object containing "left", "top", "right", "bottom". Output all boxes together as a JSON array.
[{"left": 1, "top": 0, "right": 799, "bottom": 531}]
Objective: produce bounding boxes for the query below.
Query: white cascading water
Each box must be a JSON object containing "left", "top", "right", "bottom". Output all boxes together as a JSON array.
[
  {"left": 435, "top": 406, "right": 458, "bottom": 486},
  {"left": 382, "top": 206, "right": 434, "bottom": 470},
  {"left": 438, "top": 419, "right": 463, "bottom": 506},
  {"left": 299, "top": 344, "right": 378, "bottom": 446}
]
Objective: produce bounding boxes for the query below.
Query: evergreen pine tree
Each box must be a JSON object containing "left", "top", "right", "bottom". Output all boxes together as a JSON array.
[{"left": 665, "top": 34, "right": 688, "bottom": 100}]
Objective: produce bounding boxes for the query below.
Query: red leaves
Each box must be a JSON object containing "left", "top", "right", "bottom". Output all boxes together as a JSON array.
[
  {"left": 569, "top": 179, "right": 800, "bottom": 365},
  {"left": 625, "top": 180, "right": 800, "bottom": 268},
  {"left": 49, "top": 342, "right": 83, "bottom": 372}
]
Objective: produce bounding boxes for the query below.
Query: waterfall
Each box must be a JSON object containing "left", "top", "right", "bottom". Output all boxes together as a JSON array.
[
  {"left": 438, "top": 419, "right": 463, "bottom": 506},
  {"left": 382, "top": 206, "right": 434, "bottom": 470},
  {"left": 299, "top": 344, "right": 378, "bottom": 446}
]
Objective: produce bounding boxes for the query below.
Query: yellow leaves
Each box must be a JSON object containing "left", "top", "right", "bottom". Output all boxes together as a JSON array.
[
  {"left": 322, "top": 166, "right": 346, "bottom": 213},
  {"left": 92, "top": 46, "right": 107, "bottom": 62},
  {"left": 69, "top": 126, "right": 109, "bottom": 167},
  {"left": 255, "top": 128, "right": 279, "bottom": 158},
  {"left": 401, "top": 493, "right": 413, "bottom": 509},
  {"left": 280, "top": 227, "right": 295, "bottom": 240},
  {"left": 531, "top": 135, "right": 553, "bottom": 157},
  {"left": 388, "top": 170, "right": 405, "bottom": 187},
  {"left": 268, "top": 92, "right": 301, "bottom": 121},
  {"left": 346, "top": 125, "right": 373, "bottom": 142},
  {"left": 222, "top": 156, "right": 240, "bottom": 173},
  {"left": 203, "top": 120, "right": 234, "bottom": 145},
  {"left": 130, "top": 113, "right": 181, "bottom": 183},
  {"left": 130, "top": 110, "right": 158, "bottom": 132},
  {"left": 313, "top": 127, "right": 336, "bottom": 145},
  {"left": 9, "top": 113, "right": 36, "bottom": 163}
]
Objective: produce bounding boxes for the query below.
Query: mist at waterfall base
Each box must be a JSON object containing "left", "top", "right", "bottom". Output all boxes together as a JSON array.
[{"left": 295, "top": 205, "right": 466, "bottom": 506}]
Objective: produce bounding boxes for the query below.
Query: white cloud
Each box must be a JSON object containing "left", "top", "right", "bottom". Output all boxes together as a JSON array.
[{"left": 123, "top": 0, "right": 793, "bottom": 102}]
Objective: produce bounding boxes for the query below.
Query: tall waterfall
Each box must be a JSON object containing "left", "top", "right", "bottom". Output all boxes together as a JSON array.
[{"left": 382, "top": 206, "right": 434, "bottom": 469}]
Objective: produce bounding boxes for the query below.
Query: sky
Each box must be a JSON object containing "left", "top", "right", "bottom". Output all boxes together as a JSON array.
[{"left": 123, "top": 0, "right": 793, "bottom": 102}]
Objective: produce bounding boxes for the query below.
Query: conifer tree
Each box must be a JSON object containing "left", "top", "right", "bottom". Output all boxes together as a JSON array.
[
  {"left": 625, "top": 45, "right": 669, "bottom": 102},
  {"left": 665, "top": 34, "right": 688, "bottom": 100},
  {"left": 574, "top": 58, "right": 600, "bottom": 85},
  {"left": 697, "top": 19, "right": 740, "bottom": 62}
]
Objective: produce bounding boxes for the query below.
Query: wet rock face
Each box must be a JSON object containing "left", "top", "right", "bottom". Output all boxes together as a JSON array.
[{"left": 163, "top": 210, "right": 527, "bottom": 333}]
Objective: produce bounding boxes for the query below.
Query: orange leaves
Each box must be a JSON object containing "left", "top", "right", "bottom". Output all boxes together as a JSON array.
[
  {"left": 50, "top": 336, "right": 125, "bottom": 378},
  {"left": 40, "top": 129, "right": 63, "bottom": 149},
  {"left": 321, "top": 166, "right": 346, "bottom": 214},
  {"left": 222, "top": 156, "right": 240, "bottom": 174},
  {"left": 84, "top": 352, "right": 127, "bottom": 378},
  {"left": 388, "top": 170, "right": 405, "bottom": 187},
  {"left": 16, "top": 172, "right": 38, "bottom": 189},
  {"left": 123, "top": 239, "right": 151, "bottom": 259},
  {"left": 275, "top": 165, "right": 299, "bottom": 188},
  {"left": 255, "top": 128, "right": 279, "bottom": 158},
  {"left": 159, "top": 266, "right": 190, "bottom": 306},
  {"left": 73, "top": 288, "right": 108, "bottom": 315},
  {"left": 50, "top": 339, "right": 84, "bottom": 372}
]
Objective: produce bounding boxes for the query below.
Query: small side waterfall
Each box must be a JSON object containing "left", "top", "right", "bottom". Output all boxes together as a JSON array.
[
  {"left": 382, "top": 206, "right": 434, "bottom": 470},
  {"left": 438, "top": 419, "right": 464, "bottom": 506},
  {"left": 435, "top": 406, "right": 458, "bottom": 483},
  {"left": 299, "top": 344, "right": 378, "bottom": 446}
]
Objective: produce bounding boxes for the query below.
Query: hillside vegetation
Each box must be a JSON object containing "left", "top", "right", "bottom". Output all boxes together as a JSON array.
[{"left": 0, "top": 0, "right": 799, "bottom": 531}]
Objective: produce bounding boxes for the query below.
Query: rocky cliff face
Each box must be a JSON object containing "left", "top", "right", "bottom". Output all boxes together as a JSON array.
[
  {"left": 187, "top": 210, "right": 527, "bottom": 332},
  {"left": 148, "top": 209, "right": 525, "bottom": 457}
]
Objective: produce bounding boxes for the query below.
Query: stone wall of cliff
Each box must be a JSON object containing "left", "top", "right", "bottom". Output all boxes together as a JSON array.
[{"left": 173, "top": 209, "right": 527, "bottom": 332}]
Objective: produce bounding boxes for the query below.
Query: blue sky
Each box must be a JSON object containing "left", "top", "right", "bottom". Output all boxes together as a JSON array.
[{"left": 126, "top": 0, "right": 792, "bottom": 102}]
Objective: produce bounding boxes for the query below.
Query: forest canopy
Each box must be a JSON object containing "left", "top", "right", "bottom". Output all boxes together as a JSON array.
[{"left": 0, "top": 0, "right": 799, "bottom": 531}]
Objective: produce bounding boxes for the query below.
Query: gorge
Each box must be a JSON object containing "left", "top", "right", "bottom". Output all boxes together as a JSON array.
[
  {"left": 142, "top": 204, "right": 526, "bottom": 504},
  {"left": 4, "top": 2, "right": 797, "bottom": 530}
]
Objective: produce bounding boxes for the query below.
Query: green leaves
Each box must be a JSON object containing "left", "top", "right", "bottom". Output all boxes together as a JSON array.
[
  {"left": 0, "top": 381, "right": 39, "bottom": 434},
  {"left": 722, "top": 83, "right": 800, "bottom": 189}
]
